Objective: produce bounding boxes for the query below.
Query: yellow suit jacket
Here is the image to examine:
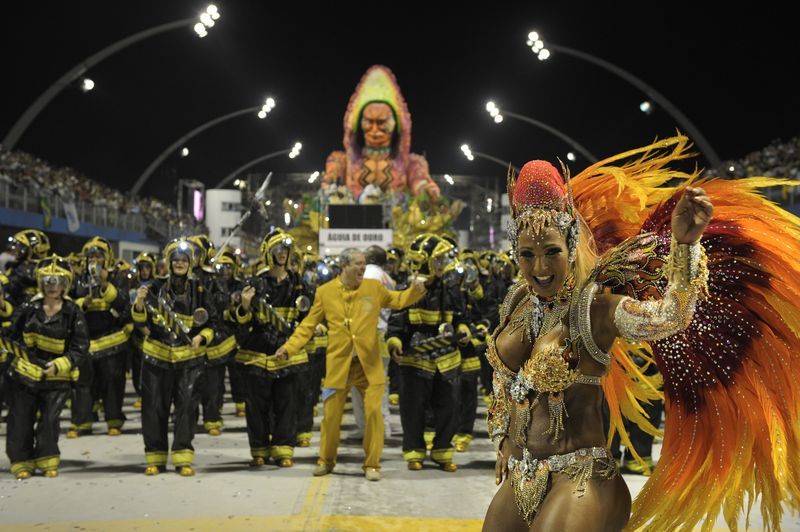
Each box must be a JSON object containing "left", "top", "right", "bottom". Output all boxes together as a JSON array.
[{"left": 283, "top": 277, "right": 423, "bottom": 389}]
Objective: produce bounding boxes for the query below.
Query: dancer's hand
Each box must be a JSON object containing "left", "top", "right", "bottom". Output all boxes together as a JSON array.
[
  {"left": 672, "top": 186, "right": 713, "bottom": 244},
  {"left": 495, "top": 437, "right": 510, "bottom": 485}
]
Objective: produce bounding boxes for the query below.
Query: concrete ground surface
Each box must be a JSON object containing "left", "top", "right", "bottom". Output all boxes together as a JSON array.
[{"left": 1, "top": 383, "right": 798, "bottom": 531}]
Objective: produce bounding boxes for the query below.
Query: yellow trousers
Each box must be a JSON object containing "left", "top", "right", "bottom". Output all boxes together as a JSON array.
[{"left": 319, "top": 358, "right": 385, "bottom": 470}]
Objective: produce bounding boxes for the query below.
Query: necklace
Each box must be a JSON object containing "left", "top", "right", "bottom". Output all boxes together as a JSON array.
[
  {"left": 507, "top": 294, "right": 534, "bottom": 343},
  {"left": 363, "top": 146, "right": 390, "bottom": 158},
  {"left": 540, "top": 298, "right": 570, "bottom": 337},
  {"left": 508, "top": 276, "right": 575, "bottom": 343}
]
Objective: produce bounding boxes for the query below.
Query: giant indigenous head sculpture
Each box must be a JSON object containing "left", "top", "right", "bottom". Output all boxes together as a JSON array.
[
  {"left": 359, "top": 102, "right": 396, "bottom": 151},
  {"left": 323, "top": 65, "right": 440, "bottom": 202}
]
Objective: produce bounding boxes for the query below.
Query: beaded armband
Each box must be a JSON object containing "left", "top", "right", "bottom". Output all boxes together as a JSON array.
[
  {"left": 614, "top": 238, "right": 709, "bottom": 342},
  {"left": 570, "top": 283, "right": 611, "bottom": 366},
  {"left": 487, "top": 370, "right": 512, "bottom": 451}
]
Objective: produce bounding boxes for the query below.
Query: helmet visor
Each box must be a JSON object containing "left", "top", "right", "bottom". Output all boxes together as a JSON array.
[
  {"left": 41, "top": 275, "right": 68, "bottom": 289},
  {"left": 430, "top": 254, "right": 453, "bottom": 270}
]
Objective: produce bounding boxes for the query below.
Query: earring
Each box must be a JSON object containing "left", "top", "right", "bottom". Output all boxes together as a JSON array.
[{"left": 567, "top": 223, "right": 579, "bottom": 263}]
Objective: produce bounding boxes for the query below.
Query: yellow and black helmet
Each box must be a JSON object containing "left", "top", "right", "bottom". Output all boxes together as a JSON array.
[
  {"left": 133, "top": 252, "right": 157, "bottom": 281},
  {"left": 496, "top": 251, "right": 518, "bottom": 278},
  {"left": 163, "top": 238, "right": 196, "bottom": 276},
  {"left": 115, "top": 258, "right": 133, "bottom": 274},
  {"left": 289, "top": 247, "right": 304, "bottom": 274},
  {"left": 385, "top": 246, "right": 407, "bottom": 275},
  {"left": 65, "top": 252, "right": 83, "bottom": 270},
  {"left": 7, "top": 229, "right": 51, "bottom": 260},
  {"left": 406, "top": 234, "right": 432, "bottom": 275},
  {"left": 300, "top": 253, "right": 321, "bottom": 282},
  {"left": 188, "top": 234, "right": 215, "bottom": 270},
  {"left": 478, "top": 250, "right": 498, "bottom": 271},
  {"left": 302, "top": 252, "right": 321, "bottom": 270},
  {"left": 248, "top": 256, "right": 266, "bottom": 278},
  {"left": 82, "top": 237, "right": 114, "bottom": 268},
  {"left": 35, "top": 255, "right": 74, "bottom": 294},
  {"left": 386, "top": 246, "right": 404, "bottom": 264},
  {"left": 214, "top": 246, "right": 241, "bottom": 277},
  {"left": 406, "top": 233, "right": 457, "bottom": 276},
  {"left": 134, "top": 252, "right": 157, "bottom": 271},
  {"left": 214, "top": 246, "right": 240, "bottom": 266},
  {"left": 458, "top": 249, "right": 479, "bottom": 268},
  {"left": 259, "top": 229, "right": 294, "bottom": 269}
]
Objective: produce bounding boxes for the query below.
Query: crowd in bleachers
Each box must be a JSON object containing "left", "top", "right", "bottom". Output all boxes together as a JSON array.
[
  {"left": 0, "top": 147, "right": 196, "bottom": 228},
  {"left": 712, "top": 136, "right": 800, "bottom": 179}
]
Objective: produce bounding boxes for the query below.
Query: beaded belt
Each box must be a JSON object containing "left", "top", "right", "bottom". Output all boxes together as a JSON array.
[{"left": 507, "top": 446, "right": 618, "bottom": 524}]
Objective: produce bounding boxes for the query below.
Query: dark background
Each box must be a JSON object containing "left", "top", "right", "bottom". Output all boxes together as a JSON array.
[{"left": 2, "top": 1, "right": 798, "bottom": 201}]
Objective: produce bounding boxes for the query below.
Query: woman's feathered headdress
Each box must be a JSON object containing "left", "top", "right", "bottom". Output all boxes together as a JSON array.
[{"left": 507, "top": 159, "right": 578, "bottom": 261}]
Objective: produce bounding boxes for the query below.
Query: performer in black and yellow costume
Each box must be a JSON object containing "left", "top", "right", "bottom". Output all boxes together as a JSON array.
[
  {"left": 294, "top": 253, "right": 328, "bottom": 448},
  {"left": 220, "top": 250, "right": 248, "bottom": 419},
  {"left": 477, "top": 251, "right": 514, "bottom": 402},
  {"left": 188, "top": 235, "right": 238, "bottom": 436},
  {"left": 69, "top": 237, "right": 132, "bottom": 437},
  {"left": 235, "top": 229, "right": 309, "bottom": 467},
  {"left": 132, "top": 238, "right": 218, "bottom": 476},
  {"left": 450, "top": 249, "right": 489, "bottom": 453},
  {"left": 128, "top": 251, "right": 158, "bottom": 409},
  {"left": 3, "top": 256, "right": 89, "bottom": 479},
  {"left": 387, "top": 234, "right": 471, "bottom": 472},
  {"left": 0, "top": 273, "right": 14, "bottom": 413},
  {"left": 203, "top": 243, "right": 242, "bottom": 434},
  {"left": 3, "top": 229, "right": 50, "bottom": 305}
]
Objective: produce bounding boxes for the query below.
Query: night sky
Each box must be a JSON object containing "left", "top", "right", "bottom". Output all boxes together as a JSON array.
[{"left": 2, "top": 2, "right": 797, "bottom": 201}]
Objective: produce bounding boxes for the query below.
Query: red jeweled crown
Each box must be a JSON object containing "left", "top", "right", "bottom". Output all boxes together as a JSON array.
[
  {"left": 507, "top": 160, "right": 577, "bottom": 254},
  {"left": 508, "top": 160, "right": 571, "bottom": 217}
]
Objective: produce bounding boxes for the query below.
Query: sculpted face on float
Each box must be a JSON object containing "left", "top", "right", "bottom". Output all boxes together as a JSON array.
[{"left": 360, "top": 102, "right": 395, "bottom": 149}]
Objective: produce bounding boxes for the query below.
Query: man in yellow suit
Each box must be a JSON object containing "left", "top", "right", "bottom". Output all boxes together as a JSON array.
[{"left": 276, "top": 248, "right": 425, "bottom": 481}]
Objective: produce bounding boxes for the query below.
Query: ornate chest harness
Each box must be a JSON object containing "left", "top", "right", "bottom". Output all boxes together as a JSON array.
[{"left": 489, "top": 281, "right": 609, "bottom": 446}]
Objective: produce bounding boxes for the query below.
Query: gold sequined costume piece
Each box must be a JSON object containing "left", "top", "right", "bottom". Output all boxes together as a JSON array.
[
  {"left": 508, "top": 447, "right": 619, "bottom": 524},
  {"left": 614, "top": 238, "right": 709, "bottom": 342}
]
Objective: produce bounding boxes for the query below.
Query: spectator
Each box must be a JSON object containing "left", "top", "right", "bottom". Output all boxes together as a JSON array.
[{"left": 0, "top": 147, "right": 201, "bottom": 232}]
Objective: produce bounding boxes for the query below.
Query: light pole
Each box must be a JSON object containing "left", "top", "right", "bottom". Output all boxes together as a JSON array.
[
  {"left": 485, "top": 101, "right": 597, "bottom": 163},
  {"left": 129, "top": 98, "right": 276, "bottom": 196},
  {"left": 525, "top": 30, "right": 721, "bottom": 168},
  {"left": 3, "top": 5, "right": 221, "bottom": 151},
  {"left": 215, "top": 143, "right": 303, "bottom": 189},
  {"left": 461, "top": 144, "right": 519, "bottom": 173}
]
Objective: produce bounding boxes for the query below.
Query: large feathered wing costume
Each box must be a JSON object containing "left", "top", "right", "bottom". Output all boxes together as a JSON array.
[{"left": 570, "top": 135, "right": 800, "bottom": 530}]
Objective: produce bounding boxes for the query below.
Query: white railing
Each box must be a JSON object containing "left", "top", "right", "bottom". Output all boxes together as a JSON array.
[
  {"left": 0, "top": 181, "right": 210, "bottom": 240},
  {"left": 0, "top": 180, "right": 145, "bottom": 232}
]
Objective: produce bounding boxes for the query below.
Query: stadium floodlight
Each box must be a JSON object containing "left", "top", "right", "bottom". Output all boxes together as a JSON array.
[
  {"left": 523, "top": 27, "right": 720, "bottom": 166},
  {"left": 195, "top": 5, "right": 220, "bottom": 37}
]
